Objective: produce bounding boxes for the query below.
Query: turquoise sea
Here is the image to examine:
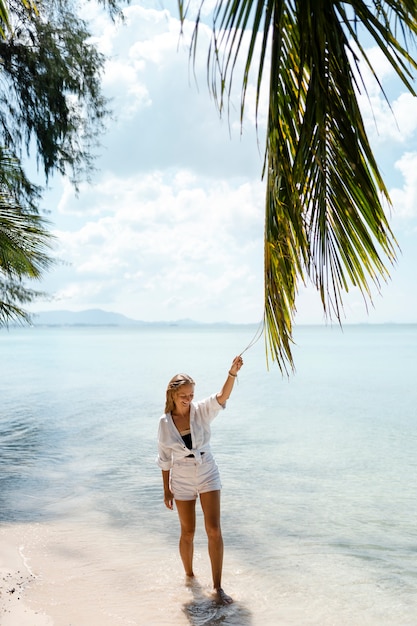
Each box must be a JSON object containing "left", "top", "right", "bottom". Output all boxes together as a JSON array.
[{"left": 1, "top": 323, "right": 416, "bottom": 625}]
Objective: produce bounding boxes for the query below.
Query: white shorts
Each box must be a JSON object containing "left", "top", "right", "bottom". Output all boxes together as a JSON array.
[{"left": 171, "top": 453, "right": 221, "bottom": 501}]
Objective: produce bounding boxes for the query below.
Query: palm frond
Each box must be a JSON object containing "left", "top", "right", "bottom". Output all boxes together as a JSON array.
[
  {"left": 0, "top": 147, "right": 54, "bottom": 325},
  {"left": 180, "top": 0, "right": 417, "bottom": 372},
  {"left": 0, "top": 0, "right": 10, "bottom": 39}
]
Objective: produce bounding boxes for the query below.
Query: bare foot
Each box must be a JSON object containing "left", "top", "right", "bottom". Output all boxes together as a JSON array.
[
  {"left": 214, "top": 587, "right": 233, "bottom": 605},
  {"left": 185, "top": 574, "right": 196, "bottom": 587}
]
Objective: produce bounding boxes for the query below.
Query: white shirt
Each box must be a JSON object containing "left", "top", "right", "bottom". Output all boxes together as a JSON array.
[{"left": 156, "top": 394, "right": 225, "bottom": 470}]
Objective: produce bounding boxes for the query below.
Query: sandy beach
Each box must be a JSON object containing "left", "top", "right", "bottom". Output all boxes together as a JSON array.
[
  {"left": 3, "top": 515, "right": 417, "bottom": 626},
  {"left": 0, "top": 525, "right": 52, "bottom": 626},
  {"left": 0, "top": 520, "right": 159, "bottom": 626},
  {"left": 0, "top": 518, "right": 237, "bottom": 626}
]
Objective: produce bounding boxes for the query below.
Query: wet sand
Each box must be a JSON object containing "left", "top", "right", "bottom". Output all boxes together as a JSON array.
[
  {"left": 0, "top": 520, "right": 246, "bottom": 626},
  {"left": 2, "top": 515, "right": 411, "bottom": 626}
]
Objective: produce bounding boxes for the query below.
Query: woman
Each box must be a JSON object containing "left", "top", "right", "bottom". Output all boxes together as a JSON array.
[{"left": 157, "top": 355, "right": 243, "bottom": 605}]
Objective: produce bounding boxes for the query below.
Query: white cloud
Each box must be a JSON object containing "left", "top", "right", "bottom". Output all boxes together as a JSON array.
[
  {"left": 42, "top": 170, "right": 265, "bottom": 322},
  {"left": 103, "top": 61, "right": 151, "bottom": 120},
  {"left": 390, "top": 152, "right": 417, "bottom": 219},
  {"left": 91, "top": 2, "right": 264, "bottom": 180},
  {"left": 349, "top": 41, "right": 417, "bottom": 145},
  {"left": 358, "top": 91, "right": 417, "bottom": 144},
  {"left": 392, "top": 93, "right": 417, "bottom": 138}
]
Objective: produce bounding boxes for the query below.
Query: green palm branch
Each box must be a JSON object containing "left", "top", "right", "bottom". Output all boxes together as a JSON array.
[
  {"left": 0, "top": 0, "right": 10, "bottom": 38},
  {"left": 180, "top": 0, "right": 417, "bottom": 373},
  {"left": 0, "top": 147, "right": 54, "bottom": 325}
]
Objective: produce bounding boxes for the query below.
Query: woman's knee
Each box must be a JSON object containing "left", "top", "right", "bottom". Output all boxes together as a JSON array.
[
  {"left": 180, "top": 525, "right": 195, "bottom": 542},
  {"left": 205, "top": 523, "right": 222, "bottom": 541}
]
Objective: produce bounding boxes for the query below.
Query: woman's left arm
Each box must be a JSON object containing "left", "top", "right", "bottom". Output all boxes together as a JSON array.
[{"left": 216, "top": 355, "right": 243, "bottom": 406}]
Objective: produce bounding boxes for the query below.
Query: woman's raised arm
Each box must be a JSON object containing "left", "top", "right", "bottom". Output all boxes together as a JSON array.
[{"left": 216, "top": 355, "right": 243, "bottom": 406}]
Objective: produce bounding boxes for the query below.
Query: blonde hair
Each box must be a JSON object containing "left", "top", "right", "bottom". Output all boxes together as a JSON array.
[{"left": 165, "top": 374, "right": 195, "bottom": 414}]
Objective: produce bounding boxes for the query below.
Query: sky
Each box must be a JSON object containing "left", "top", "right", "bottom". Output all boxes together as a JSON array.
[{"left": 28, "top": 0, "right": 417, "bottom": 325}]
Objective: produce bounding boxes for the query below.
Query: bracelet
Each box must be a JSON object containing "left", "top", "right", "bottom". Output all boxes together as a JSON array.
[{"left": 228, "top": 371, "right": 237, "bottom": 378}]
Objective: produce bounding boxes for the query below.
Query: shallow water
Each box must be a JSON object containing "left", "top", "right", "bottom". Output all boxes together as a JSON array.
[{"left": 1, "top": 324, "right": 417, "bottom": 624}]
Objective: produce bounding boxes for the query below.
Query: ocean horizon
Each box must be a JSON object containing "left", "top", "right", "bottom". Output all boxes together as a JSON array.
[{"left": 21, "top": 306, "right": 417, "bottom": 328}]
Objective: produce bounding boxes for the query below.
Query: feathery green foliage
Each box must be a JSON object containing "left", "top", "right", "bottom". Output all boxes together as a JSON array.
[
  {"left": 0, "top": 0, "right": 128, "bottom": 326},
  {"left": 0, "top": 0, "right": 111, "bottom": 184},
  {"left": 180, "top": 0, "right": 417, "bottom": 373}
]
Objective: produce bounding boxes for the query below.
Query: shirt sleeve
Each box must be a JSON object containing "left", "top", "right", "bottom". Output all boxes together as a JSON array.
[
  {"left": 156, "top": 417, "right": 173, "bottom": 470},
  {"left": 194, "top": 393, "right": 226, "bottom": 422}
]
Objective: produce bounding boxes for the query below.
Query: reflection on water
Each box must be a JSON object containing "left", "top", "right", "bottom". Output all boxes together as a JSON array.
[
  {"left": 1, "top": 416, "right": 42, "bottom": 462},
  {"left": 0, "top": 414, "right": 45, "bottom": 521}
]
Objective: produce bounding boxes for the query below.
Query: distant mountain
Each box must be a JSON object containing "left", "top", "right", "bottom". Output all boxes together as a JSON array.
[
  {"left": 31, "top": 309, "right": 140, "bottom": 326},
  {"left": 30, "top": 309, "right": 205, "bottom": 327}
]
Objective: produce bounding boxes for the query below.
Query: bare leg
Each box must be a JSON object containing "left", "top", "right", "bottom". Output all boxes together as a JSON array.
[
  {"left": 200, "top": 490, "right": 233, "bottom": 605},
  {"left": 175, "top": 499, "right": 197, "bottom": 579}
]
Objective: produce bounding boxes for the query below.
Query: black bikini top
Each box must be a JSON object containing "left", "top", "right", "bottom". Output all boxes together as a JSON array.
[{"left": 180, "top": 428, "right": 192, "bottom": 450}]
